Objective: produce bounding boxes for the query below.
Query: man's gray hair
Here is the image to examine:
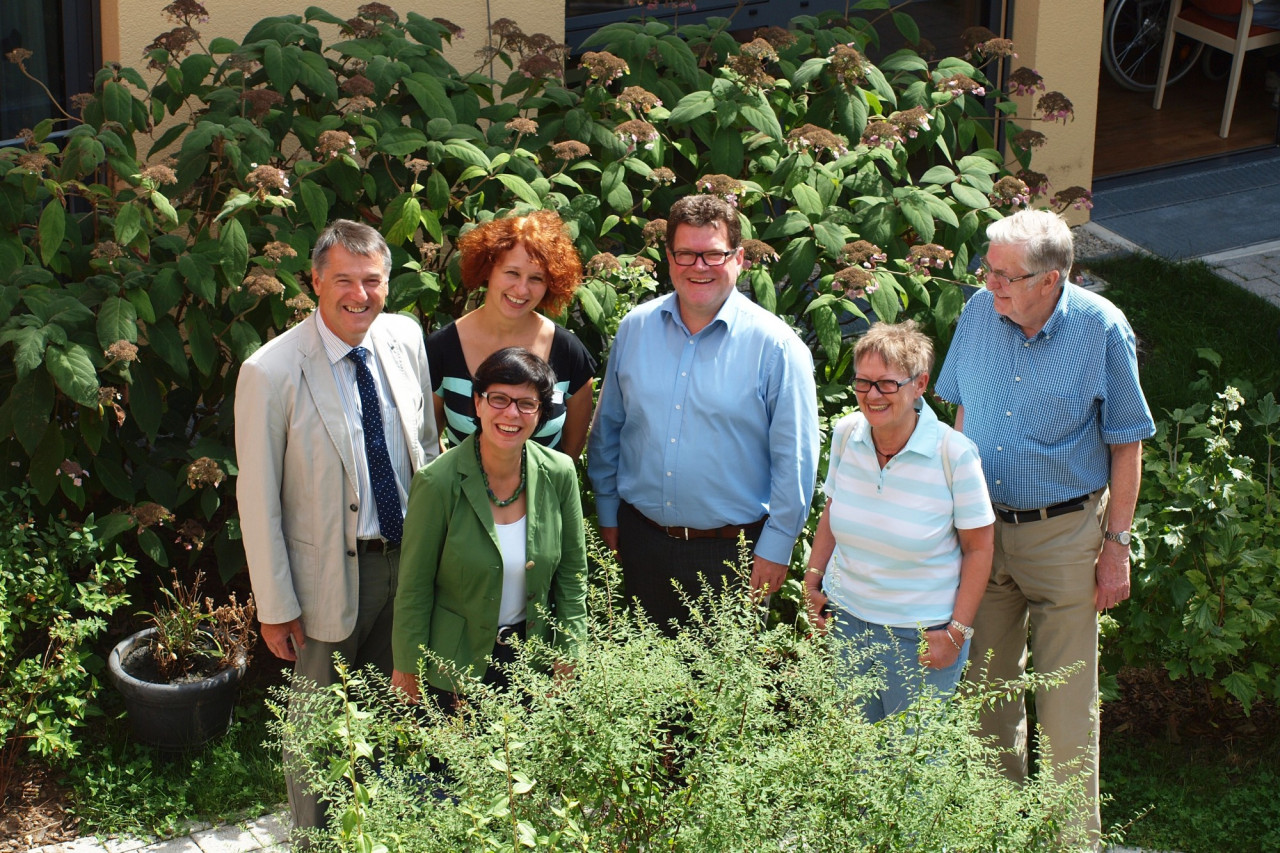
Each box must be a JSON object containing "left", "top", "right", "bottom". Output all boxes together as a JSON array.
[
  {"left": 312, "top": 219, "right": 392, "bottom": 280},
  {"left": 986, "top": 208, "right": 1073, "bottom": 282}
]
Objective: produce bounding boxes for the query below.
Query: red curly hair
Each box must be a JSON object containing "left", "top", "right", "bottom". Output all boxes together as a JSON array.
[{"left": 456, "top": 210, "right": 583, "bottom": 316}]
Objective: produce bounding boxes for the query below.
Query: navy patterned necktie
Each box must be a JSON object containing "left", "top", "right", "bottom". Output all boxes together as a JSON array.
[{"left": 345, "top": 346, "right": 403, "bottom": 545}]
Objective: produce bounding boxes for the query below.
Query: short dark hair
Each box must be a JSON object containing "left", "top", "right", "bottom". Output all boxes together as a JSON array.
[
  {"left": 472, "top": 347, "right": 557, "bottom": 429},
  {"left": 666, "top": 195, "right": 741, "bottom": 249},
  {"left": 312, "top": 219, "right": 392, "bottom": 280}
]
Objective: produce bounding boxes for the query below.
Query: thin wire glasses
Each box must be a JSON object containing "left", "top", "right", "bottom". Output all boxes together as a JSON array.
[
  {"left": 479, "top": 391, "right": 542, "bottom": 414},
  {"left": 979, "top": 257, "right": 1043, "bottom": 286},
  {"left": 852, "top": 374, "right": 919, "bottom": 395}
]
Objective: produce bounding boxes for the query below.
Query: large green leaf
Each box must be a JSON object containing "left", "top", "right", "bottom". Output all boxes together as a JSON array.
[
  {"left": 403, "top": 74, "right": 456, "bottom": 123},
  {"left": 295, "top": 49, "right": 338, "bottom": 101},
  {"left": 384, "top": 195, "right": 422, "bottom": 245},
  {"left": 740, "top": 103, "right": 783, "bottom": 144},
  {"left": 442, "top": 141, "right": 490, "bottom": 171},
  {"left": 378, "top": 126, "right": 430, "bottom": 157},
  {"left": 762, "top": 210, "right": 811, "bottom": 240},
  {"left": 29, "top": 421, "right": 64, "bottom": 504},
  {"left": 179, "top": 253, "right": 216, "bottom": 303},
  {"left": 129, "top": 362, "right": 163, "bottom": 439},
  {"left": 97, "top": 297, "right": 139, "bottom": 349},
  {"left": 298, "top": 180, "right": 329, "bottom": 232},
  {"left": 145, "top": 318, "right": 190, "bottom": 381},
  {"left": 495, "top": 174, "right": 542, "bottom": 207},
  {"left": 791, "top": 184, "right": 823, "bottom": 219},
  {"left": 667, "top": 90, "right": 715, "bottom": 125},
  {"left": 898, "top": 192, "right": 936, "bottom": 243},
  {"left": 8, "top": 370, "right": 53, "bottom": 454},
  {"left": 45, "top": 343, "right": 100, "bottom": 408},
  {"left": 38, "top": 201, "right": 66, "bottom": 267},
  {"left": 185, "top": 306, "right": 216, "bottom": 377},
  {"left": 219, "top": 218, "right": 250, "bottom": 283}
]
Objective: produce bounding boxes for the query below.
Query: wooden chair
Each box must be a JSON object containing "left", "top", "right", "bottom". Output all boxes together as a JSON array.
[{"left": 1152, "top": 0, "right": 1280, "bottom": 137}]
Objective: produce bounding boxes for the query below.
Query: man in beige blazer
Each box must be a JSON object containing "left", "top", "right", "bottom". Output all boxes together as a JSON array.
[{"left": 234, "top": 219, "right": 436, "bottom": 839}]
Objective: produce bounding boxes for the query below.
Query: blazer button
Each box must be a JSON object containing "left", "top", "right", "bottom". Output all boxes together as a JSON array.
[
  {"left": 526, "top": 593, "right": 535, "bottom": 600},
  {"left": 350, "top": 503, "right": 358, "bottom": 512},
  {"left": 346, "top": 549, "right": 356, "bottom": 557}
]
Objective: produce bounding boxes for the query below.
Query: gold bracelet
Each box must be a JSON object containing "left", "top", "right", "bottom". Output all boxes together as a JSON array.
[{"left": 805, "top": 566, "right": 824, "bottom": 576}]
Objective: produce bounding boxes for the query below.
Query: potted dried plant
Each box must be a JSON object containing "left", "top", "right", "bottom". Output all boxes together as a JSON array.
[{"left": 107, "top": 570, "right": 257, "bottom": 750}]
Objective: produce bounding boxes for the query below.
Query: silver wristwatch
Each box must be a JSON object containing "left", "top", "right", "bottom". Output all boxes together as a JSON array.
[
  {"left": 1103, "top": 529, "right": 1132, "bottom": 546},
  {"left": 949, "top": 619, "right": 974, "bottom": 640}
]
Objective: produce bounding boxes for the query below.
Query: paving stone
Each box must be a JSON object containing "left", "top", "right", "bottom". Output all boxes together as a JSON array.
[
  {"left": 28, "top": 840, "right": 109, "bottom": 853},
  {"left": 103, "top": 835, "right": 153, "bottom": 853},
  {"left": 246, "top": 813, "right": 290, "bottom": 848},
  {"left": 1221, "top": 261, "right": 1273, "bottom": 279},
  {"left": 191, "top": 824, "right": 261, "bottom": 853},
  {"left": 136, "top": 837, "right": 202, "bottom": 853}
]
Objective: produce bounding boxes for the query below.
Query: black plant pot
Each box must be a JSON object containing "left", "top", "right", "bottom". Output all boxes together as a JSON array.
[{"left": 107, "top": 627, "right": 247, "bottom": 751}]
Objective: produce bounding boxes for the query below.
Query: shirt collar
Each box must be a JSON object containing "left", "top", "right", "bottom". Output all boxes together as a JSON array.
[
  {"left": 851, "top": 401, "right": 941, "bottom": 459},
  {"left": 659, "top": 287, "right": 745, "bottom": 336},
  {"left": 315, "top": 312, "right": 369, "bottom": 365},
  {"left": 994, "top": 282, "right": 1072, "bottom": 341}
]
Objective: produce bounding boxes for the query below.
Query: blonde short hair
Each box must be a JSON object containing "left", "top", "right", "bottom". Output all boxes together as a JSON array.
[{"left": 853, "top": 319, "right": 934, "bottom": 378}]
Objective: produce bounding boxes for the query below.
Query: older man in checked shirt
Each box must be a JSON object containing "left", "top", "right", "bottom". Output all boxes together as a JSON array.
[{"left": 935, "top": 208, "right": 1154, "bottom": 847}]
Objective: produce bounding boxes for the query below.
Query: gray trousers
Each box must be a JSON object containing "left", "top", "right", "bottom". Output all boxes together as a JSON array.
[{"left": 285, "top": 546, "right": 399, "bottom": 840}]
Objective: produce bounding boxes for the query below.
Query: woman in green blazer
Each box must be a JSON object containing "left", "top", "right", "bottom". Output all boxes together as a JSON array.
[{"left": 391, "top": 347, "right": 588, "bottom": 703}]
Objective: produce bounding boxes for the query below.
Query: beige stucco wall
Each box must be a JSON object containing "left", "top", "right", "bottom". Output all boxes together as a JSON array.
[
  {"left": 1007, "top": 1, "right": 1104, "bottom": 224},
  {"left": 100, "top": 0, "right": 561, "bottom": 74}
]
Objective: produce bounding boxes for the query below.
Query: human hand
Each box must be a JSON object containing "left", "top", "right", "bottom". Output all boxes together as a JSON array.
[
  {"left": 803, "top": 573, "right": 829, "bottom": 634},
  {"left": 1095, "top": 542, "right": 1132, "bottom": 611},
  {"left": 261, "top": 619, "right": 305, "bottom": 662},
  {"left": 599, "top": 526, "right": 619, "bottom": 553},
  {"left": 749, "top": 555, "right": 788, "bottom": 597},
  {"left": 919, "top": 627, "right": 962, "bottom": 670},
  {"left": 391, "top": 669, "right": 421, "bottom": 704}
]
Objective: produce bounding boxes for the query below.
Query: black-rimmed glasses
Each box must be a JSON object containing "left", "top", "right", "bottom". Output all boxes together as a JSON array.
[
  {"left": 979, "top": 257, "right": 1043, "bottom": 286},
  {"left": 852, "top": 374, "right": 919, "bottom": 395},
  {"left": 479, "top": 391, "right": 541, "bottom": 414},
  {"left": 670, "top": 249, "right": 734, "bottom": 267}
]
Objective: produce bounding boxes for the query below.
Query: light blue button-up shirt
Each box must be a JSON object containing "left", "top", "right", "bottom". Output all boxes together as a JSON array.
[
  {"left": 588, "top": 289, "right": 820, "bottom": 565},
  {"left": 935, "top": 284, "right": 1154, "bottom": 510}
]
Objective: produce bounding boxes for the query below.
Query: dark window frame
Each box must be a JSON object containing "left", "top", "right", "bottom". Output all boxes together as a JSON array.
[{"left": 1, "top": 0, "right": 101, "bottom": 146}]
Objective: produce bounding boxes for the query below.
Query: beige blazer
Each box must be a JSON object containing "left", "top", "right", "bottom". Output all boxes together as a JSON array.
[{"left": 234, "top": 312, "right": 437, "bottom": 642}]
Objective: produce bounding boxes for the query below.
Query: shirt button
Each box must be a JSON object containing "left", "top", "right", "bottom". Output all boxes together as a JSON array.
[
  {"left": 995, "top": 479, "right": 1002, "bottom": 485},
  {"left": 1014, "top": 377, "right": 1021, "bottom": 382},
  {"left": 1006, "top": 411, "right": 1012, "bottom": 416},
  {"left": 681, "top": 372, "right": 687, "bottom": 377},
  {"left": 1023, "top": 342, "right": 1030, "bottom": 347},
  {"left": 666, "top": 471, "right": 672, "bottom": 477},
  {"left": 350, "top": 503, "right": 358, "bottom": 512},
  {"left": 996, "top": 446, "right": 1002, "bottom": 451},
  {"left": 675, "top": 404, "right": 681, "bottom": 410},
  {"left": 670, "top": 437, "right": 676, "bottom": 443},
  {"left": 666, "top": 501, "right": 672, "bottom": 506}
]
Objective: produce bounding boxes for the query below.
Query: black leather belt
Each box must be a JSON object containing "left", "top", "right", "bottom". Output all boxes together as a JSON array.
[
  {"left": 496, "top": 621, "right": 527, "bottom": 646},
  {"left": 357, "top": 538, "right": 397, "bottom": 553},
  {"left": 993, "top": 494, "right": 1091, "bottom": 524}
]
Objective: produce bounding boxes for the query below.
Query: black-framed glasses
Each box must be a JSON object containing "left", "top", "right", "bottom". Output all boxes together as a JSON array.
[
  {"left": 979, "top": 257, "right": 1043, "bottom": 286},
  {"left": 479, "top": 391, "right": 541, "bottom": 415},
  {"left": 670, "top": 249, "right": 735, "bottom": 267},
  {"left": 852, "top": 374, "right": 919, "bottom": 395}
]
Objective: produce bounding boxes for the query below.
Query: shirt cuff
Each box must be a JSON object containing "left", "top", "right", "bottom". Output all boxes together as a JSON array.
[
  {"left": 595, "top": 496, "right": 620, "bottom": 528},
  {"left": 754, "top": 526, "right": 796, "bottom": 566}
]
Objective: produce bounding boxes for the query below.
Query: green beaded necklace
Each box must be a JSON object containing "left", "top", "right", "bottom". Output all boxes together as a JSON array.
[{"left": 474, "top": 438, "right": 527, "bottom": 507}]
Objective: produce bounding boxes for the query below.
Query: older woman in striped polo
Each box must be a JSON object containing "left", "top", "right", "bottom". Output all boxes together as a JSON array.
[{"left": 804, "top": 320, "right": 995, "bottom": 722}]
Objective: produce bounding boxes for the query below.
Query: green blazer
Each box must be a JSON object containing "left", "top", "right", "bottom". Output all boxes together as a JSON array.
[{"left": 392, "top": 433, "right": 588, "bottom": 691}]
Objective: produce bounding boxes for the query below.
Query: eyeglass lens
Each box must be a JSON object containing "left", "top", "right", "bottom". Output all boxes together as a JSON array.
[{"left": 483, "top": 392, "right": 540, "bottom": 414}]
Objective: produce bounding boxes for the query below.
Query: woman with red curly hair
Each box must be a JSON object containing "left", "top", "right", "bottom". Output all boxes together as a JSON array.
[{"left": 428, "top": 210, "right": 595, "bottom": 457}]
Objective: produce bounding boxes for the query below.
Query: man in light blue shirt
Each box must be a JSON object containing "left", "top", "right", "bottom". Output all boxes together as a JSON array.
[
  {"left": 588, "top": 195, "right": 819, "bottom": 629},
  {"left": 935, "top": 209, "right": 1154, "bottom": 848}
]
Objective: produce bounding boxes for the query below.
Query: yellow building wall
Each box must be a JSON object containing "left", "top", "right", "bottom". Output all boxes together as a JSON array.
[
  {"left": 99, "top": 0, "right": 562, "bottom": 75},
  {"left": 1007, "top": 1, "right": 1104, "bottom": 224}
]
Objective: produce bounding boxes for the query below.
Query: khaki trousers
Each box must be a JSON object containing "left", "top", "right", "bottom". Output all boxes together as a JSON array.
[
  {"left": 967, "top": 489, "right": 1108, "bottom": 847},
  {"left": 286, "top": 547, "right": 399, "bottom": 841}
]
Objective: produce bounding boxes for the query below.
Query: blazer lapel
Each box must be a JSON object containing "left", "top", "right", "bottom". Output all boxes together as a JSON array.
[
  {"left": 298, "top": 316, "right": 360, "bottom": 496},
  {"left": 459, "top": 437, "right": 502, "bottom": 554}
]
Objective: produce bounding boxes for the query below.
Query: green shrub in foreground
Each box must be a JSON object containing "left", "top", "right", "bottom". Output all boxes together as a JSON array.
[
  {"left": 0, "top": 484, "right": 137, "bottom": 794},
  {"left": 1112, "top": 385, "right": 1280, "bottom": 712},
  {"left": 271, "top": 538, "right": 1095, "bottom": 852}
]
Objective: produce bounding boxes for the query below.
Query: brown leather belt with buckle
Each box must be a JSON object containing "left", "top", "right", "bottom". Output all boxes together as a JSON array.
[
  {"left": 993, "top": 494, "right": 1091, "bottom": 525},
  {"left": 638, "top": 511, "right": 767, "bottom": 542},
  {"left": 357, "top": 538, "right": 394, "bottom": 553}
]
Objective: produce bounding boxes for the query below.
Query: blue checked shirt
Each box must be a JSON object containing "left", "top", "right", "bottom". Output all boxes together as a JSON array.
[
  {"left": 935, "top": 284, "right": 1155, "bottom": 510},
  {"left": 588, "top": 289, "right": 820, "bottom": 565}
]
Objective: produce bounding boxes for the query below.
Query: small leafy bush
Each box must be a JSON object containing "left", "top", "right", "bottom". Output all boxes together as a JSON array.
[
  {"left": 1112, "top": 385, "right": 1280, "bottom": 711},
  {"left": 271, "top": 537, "right": 1092, "bottom": 852},
  {"left": 0, "top": 485, "right": 137, "bottom": 794}
]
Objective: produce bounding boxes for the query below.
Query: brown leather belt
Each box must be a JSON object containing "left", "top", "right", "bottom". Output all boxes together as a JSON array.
[
  {"left": 638, "top": 511, "right": 767, "bottom": 542},
  {"left": 357, "top": 538, "right": 396, "bottom": 553},
  {"left": 993, "top": 494, "right": 1091, "bottom": 525}
]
